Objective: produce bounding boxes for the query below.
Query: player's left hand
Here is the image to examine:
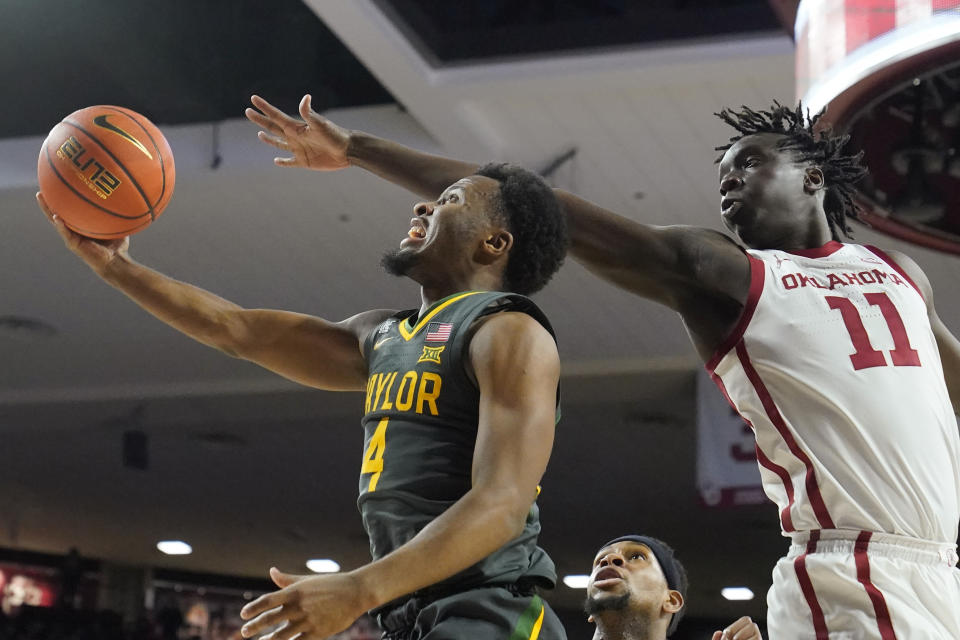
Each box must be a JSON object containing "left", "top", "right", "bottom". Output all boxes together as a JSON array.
[
  {"left": 245, "top": 94, "right": 351, "bottom": 172},
  {"left": 712, "top": 615, "right": 762, "bottom": 640},
  {"left": 239, "top": 567, "right": 372, "bottom": 640},
  {"left": 37, "top": 192, "right": 131, "bottom": 275}
]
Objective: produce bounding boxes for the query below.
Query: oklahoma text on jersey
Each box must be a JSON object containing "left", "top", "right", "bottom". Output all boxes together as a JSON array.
[{"left": 778, "top": 267, "right": 909, "bottom": 292}]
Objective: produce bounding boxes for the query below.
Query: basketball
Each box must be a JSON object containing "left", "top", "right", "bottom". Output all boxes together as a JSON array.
[{"left": 37, "top": 105, "right": 175, "bottom": 239}]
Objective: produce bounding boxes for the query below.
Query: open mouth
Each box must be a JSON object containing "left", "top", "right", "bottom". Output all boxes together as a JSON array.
[
  {"left": 592, "top": 567, "right": 622, "bottom": 588},
  {"left": 401, "top": 218, "right": 427, "bottom": 246},
  {"left": 721, "top": 198, "right": 742, "bottom": 216}
]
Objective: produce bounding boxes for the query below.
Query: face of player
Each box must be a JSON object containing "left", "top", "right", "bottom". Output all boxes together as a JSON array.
[
  {"left": 717, "top": 132, "right": 827, "bottom": 249},
  {"left": 585, "top": 541, "right": 678, "bottom": 622},
  {"left": 386, "top": 175, "right": 506, "bottom": 279}
]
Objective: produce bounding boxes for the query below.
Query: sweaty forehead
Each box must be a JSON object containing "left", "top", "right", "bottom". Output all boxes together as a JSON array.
[
  {"left": 718, "top": 132, "right": 790, "bottom": 173},
  {"left": 437, "top": 176, "right": 489, "bottom": 202},
  {"left": 722, "top": 132, "right": 785, "bottom": 159},
  {"left": 437, "top": 176, "right": 500, "bottom": 212},
  {"left": 456, "top": 175, "right": 500, "bottom": 197}
]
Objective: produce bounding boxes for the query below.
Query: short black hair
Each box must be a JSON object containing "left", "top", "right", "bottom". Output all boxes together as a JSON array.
[
  {"left": 714, "top": 102, "right": 868, "bottom": 240},
  {"left": 475, "top": 162, "right": 568, "bottom": 295}
]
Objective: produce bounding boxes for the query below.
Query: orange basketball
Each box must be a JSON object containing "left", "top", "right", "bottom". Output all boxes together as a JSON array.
[{"left": 37, "top": 105, "right": 175, "bottom": 239}]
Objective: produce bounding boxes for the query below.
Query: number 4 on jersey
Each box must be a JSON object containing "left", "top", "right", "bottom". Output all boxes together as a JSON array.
[
  {"left": 826, "top": 292, "right": 921, "bottom": 371},
  {"left": 361, "top": 417, "right": 389, "bottom": 491}
]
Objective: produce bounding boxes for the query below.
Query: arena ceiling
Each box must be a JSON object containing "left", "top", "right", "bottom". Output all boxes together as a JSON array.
[
  {"left": 1, "top": 0, "right": 780, "bottom": 141},
  {"left": 1, "top": 0, "right": 958, "bottom": 632}
]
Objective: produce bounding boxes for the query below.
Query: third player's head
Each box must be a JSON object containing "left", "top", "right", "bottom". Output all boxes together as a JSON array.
[
  {"left": 585, "top": 535, "right": 687, "bottom": 639},
  {"left": 382, "top": 163, "right": 567, "bottom": 295},
  {"left": 714, "top": 102, "right": 867, "bottom": 250}
]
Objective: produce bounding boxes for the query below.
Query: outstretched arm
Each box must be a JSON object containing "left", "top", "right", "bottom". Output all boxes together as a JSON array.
[
  {"left": 246, "top": 95, "right": 749, "bottom": 311},
  {"left": 239, "top": 311, "right": 560, "bottom": 639},
  {"left": 38, "top": 193, "right": 385, "bottom": 392},
  {"left": 887, "top": 249, "right": 960, "bottom": 415}
]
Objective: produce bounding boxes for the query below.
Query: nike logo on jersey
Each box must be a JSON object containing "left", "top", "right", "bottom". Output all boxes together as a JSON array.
[
  {"left": 93, "top": 115, "right": 154, "bottom": 159},
  {"left": 373, "top": 336, "right": 396, "bottom": 350}
]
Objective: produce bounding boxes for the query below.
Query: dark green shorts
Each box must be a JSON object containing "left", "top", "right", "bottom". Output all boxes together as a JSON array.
[{"left": 377, "top": 585, "right": 566, "bottom": 640}]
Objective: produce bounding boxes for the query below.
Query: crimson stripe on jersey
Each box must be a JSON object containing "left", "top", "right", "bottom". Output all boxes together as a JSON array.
[
  {"left": 705, "top": 254, "right": 766, "bottom": 373},
  {"left": 864, "top": 245, "right": 924, "bottom": 301},
  {"left": 854, "top": 532, "right": 898, "bottom": 640},
  {"left": 735, "top": 341, "right": 836, "bottom": 529},
  {"left": 793, "top": 530, "right": 829, "bottom": 640},
  {"left": 754, "top": 445, "right": 796, "bottom": 531},
  {"left": 710, "top": 371, "right": 796, "bottom": 530}
]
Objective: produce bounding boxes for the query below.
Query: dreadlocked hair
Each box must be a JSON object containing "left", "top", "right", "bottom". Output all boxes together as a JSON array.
[{"left": 714, "top": 101, "right": 867, "bottom": 240}]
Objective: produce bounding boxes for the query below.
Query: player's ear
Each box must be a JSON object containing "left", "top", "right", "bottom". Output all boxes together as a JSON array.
[
  {"left": 804, "top": 166, "right": 825, "bottom": 194},
  {"left": 663, "top": 589, "right": 683, "bottom": 615},
  {"left": 478, "top": 230, "right": 513, "bottom": 262}
]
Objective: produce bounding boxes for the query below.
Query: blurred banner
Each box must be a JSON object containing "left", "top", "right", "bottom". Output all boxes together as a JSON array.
[
  {"left": 796, "top": 0, "right": 960, "bottom": 254},
  {"left": 696, "top": 372, "right": 765, "bottom": 508},
  {"left": 0, "top": 564, "right": 58, "bottom": 614},
  {"left": 796, "top": 0, "right": 960, "bottom": 111}
]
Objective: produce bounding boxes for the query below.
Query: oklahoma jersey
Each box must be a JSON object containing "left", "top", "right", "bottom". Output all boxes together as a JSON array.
[{"left": 707, "top": 241, "right": 960, "bottom": 544}]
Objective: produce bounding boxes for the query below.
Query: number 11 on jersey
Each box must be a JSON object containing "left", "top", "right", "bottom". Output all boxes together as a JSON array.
[
  {"left": 361, "top": 417, "right": 389, "bottom": 491},
  {"left": 826, "top": 292, "right": 921, "bottom": 371}
]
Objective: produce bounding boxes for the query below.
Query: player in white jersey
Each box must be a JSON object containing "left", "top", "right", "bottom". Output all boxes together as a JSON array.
[{"left": 246, "top": 97, "right": 960, "bottom": 638}]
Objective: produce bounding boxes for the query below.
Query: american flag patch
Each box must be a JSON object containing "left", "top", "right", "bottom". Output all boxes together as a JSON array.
[{"left": 425, "top": 322, "right": 453, "bottom": 342}]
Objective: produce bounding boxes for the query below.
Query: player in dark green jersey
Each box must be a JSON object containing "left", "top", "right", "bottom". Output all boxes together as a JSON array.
[
  {"left": 359, "top": 288, "right": 562, "bottom": 639},
  {"left": 37, "top": 155, "right": 568, "bottom": 638}
]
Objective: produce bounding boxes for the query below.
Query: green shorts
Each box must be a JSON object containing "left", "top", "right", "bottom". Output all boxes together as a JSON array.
[{"left": 377, "top": 584, "right": 566, "bottom": 640}]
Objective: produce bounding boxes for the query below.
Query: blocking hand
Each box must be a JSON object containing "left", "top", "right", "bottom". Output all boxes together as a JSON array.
[
  {"left": 246, "top": 94, "right": 351, "bottom": 171},
  {"left": 239, "top": 567, "right": 372, "bottom": 640}
]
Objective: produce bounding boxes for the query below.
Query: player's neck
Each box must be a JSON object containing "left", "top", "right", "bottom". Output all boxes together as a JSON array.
[
  {"left": 761, "top": 214, "right": 834, "bottom": 252},
  {"left": 798, "top": 207, "right": 834, "bottom": 249},
  {"left": 593, "top": 613, "right": 663, "bottom": 640},
  {"left": 416, "top": 270, "right": 503, "bottom": 315}
]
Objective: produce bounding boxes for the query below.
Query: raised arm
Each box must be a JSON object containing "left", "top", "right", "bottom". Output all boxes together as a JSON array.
[
  {"left": 887, "top": 249, "right": 960, "bottom": 415},
  {"left": 38, "top": 193, "right": 385, "bottom": 392},
  {"left": 246, "top": 95, "right": 749, "bottom": 313},
  {"left": 239, "top": 311, "right": 560, "bottom": 639}
]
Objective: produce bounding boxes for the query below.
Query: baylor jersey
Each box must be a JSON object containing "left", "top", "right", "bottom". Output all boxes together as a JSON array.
[{"left": 359, "top": 290, "right": 559, "bottom": 593}]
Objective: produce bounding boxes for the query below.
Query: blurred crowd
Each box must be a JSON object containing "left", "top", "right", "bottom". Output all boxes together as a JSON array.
[{"left": 0, "top": 606, "right": 380, "bottom": 640}]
